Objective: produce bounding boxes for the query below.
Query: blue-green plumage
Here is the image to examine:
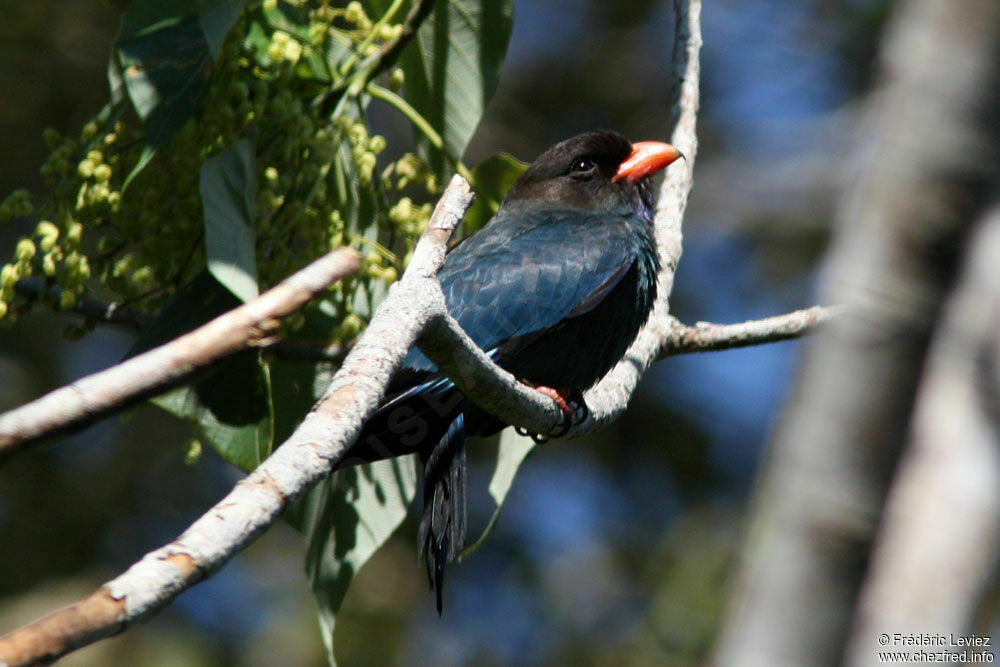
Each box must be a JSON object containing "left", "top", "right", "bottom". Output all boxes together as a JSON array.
[{"left": 335, "top": 131, "right": 678, "bottom": 612}]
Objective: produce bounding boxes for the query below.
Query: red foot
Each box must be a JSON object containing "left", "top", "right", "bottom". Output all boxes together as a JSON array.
[
  {"left": 531, "top": 385, "right": 574, "bottom": 422},
  {"left": 520, "top": 383, "right": 588, "bottom": 441}
]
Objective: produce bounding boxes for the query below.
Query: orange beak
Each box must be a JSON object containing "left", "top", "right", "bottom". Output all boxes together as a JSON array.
[{"left": 612, "top": 141, "right": 684, "bottom": 183}]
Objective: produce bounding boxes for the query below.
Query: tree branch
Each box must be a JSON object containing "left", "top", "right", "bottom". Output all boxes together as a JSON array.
[
  {"left": 417, "top": 306, "right": 565, "bottom": 436},
  {"left": 713, "top": 1, "right": 1000, "bottom": 664},
  {"left": 0, "top": 175, "right": 474, "bottom": 667},
  {"left": 13, "top": 278, "right": 154, "bottom": 332},
  {"left": 414, "top": 304, "right": 838, "bottom": 441},
  {"left": 0, "top": 246, "right": 361, "bottom": 462},
  {"left": 659, "top": 305, "right": 841, "bottom": 358},
  {"left": 393, "top": 0, "right": 709, "bottom": 442},
  {"left": 0, "top": 0, "right": 831, "bottom": 659},
  {"left": 844, "top": 204, "right": 1000, "bottom": 664},
  {"left": 318, "top": 0, "right": 437, "bottom": 116},
  {"left": 564, "top": 0, "right": 702, "bottom": 436}
]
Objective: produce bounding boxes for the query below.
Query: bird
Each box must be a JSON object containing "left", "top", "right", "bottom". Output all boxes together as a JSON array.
[{"left": 334, "top": 130, "right": 682, "bottom": 612}]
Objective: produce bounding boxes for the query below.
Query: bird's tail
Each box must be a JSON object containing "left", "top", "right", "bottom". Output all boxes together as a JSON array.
[
  {"left": 418, "top": 413, "right": 467, "bottom": 614},
  {"left": 336, "top": 381, "right": 468, "bottom": 612}
]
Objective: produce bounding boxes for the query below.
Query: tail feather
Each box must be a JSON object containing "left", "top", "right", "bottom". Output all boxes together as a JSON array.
[
  {"left": 338, "top": 379, "right": 471, "bottom": 613},
  {"left": 418, "top": 413, "right": 467, "bottom": 614}
]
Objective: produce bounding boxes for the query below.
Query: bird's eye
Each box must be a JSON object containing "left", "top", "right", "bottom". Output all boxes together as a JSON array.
[{"left": 569, "top": 158, "right": 596, "bottom": 175}]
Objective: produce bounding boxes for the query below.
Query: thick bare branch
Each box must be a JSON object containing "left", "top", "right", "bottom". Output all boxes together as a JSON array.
[
  {"left": 0, "top": 247, "right": 362, "bottom": 463},
  {"left": 0, "top": 176, "right": 474, "bottom": 667},
  {"left": 844, "top": 205, "right": 1000, "bottom": 664},
  {"left": 713, "top": 1, "right": 1000, "bottom": 665}
]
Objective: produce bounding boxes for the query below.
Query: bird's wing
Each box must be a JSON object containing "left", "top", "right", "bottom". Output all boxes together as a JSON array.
[{"left": 401, "top": 209, "right": 640, "bottom": 374}]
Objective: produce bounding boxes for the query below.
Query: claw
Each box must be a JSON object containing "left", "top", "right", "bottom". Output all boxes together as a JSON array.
[{"left": 515, "top": 425, "right": 549, "bottom": 444}]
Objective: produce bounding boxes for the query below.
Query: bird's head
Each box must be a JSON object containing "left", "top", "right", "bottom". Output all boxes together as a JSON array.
[{"left": 498, "top": 130, "right": 683, "bottom": 220}]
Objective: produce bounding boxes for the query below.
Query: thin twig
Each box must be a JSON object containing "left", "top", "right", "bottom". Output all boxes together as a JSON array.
[
  {"left": 318, "top": 0, "right": 437, "bottom": 116},
  {"left": 0, "top": 176, "right": 474, "bottom": 667},
  {"left": 561, "top": 0, "right": 703, "bottom": 438},
  {"left": 13, "top": 278, "right": 153, "bottom": 332},
  {"left": 659, "top": 305, "right": 841, "bottom": 358},
  {"left": 0, "top": 247, "right": 362, "bottom": 463}
]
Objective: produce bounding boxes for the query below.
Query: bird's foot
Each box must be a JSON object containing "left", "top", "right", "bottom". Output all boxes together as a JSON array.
[{"left": 516, "top": 385, "right": 588, "bottom": 443}]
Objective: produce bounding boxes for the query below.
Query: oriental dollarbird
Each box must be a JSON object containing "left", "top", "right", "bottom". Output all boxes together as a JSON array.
[{"left": 336, "top": 130, "right": 682, "bottom": 612}]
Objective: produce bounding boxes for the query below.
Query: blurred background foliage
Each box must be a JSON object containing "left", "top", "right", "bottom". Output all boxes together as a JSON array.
[{"left": 0, "top": 0, "right": 891, "bottom": 664}]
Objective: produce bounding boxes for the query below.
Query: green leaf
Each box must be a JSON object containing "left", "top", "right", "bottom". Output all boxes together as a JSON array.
[
  {"left": 126, "top": 270, "right": 272, "bottom": 471},
  {"left": 114, "top": 0, "right": 247, "bottom": 54},
  {"left": 107, "top": 46, "right": 128, "bottom": 106},
  {"left": 300, "top": 458, "right": 417, "bottom": 663},
  {"left": 122, "top": 145, "right": 159, "bottom": 193},
  {"left": 199, "top": 0, "right": 247, "bottom": 58},
  {"left": 464, "top": 151, "right": 527, "bottom": 234},
  {"left": 200, "top": 139, "right": 259, "bottom": 302},
  {"left": 327, "top": 101, "right": 388, "bottom": 320},
  {"left": 464, "top": 428, "right": 535, "bottom": 557},
  {"left": 155, "top": 354, "right": 272, "bottom": 471},
  {"left": 112, "top": 0, "right": 246, "bottom": 147},
  {"left": 397, "top": 0, "right": 514, "bottom": 178},
  {"left": 118, "top": 0, "right": 203, "bottom": 38},
  {"left": 114, "top": 18, "right": 212, "bottom": 147},
  {"left": 488, "top": 428, "right": 536, "bottom": 505}
]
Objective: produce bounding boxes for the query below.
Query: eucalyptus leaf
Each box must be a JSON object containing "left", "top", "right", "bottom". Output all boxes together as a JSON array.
[
  {"left": 118, "top": 0, "right": 202, "bottom": 38},
  {"left": 488, "top": 427, "right": 536, "bottom": 506},
  {"left": 112, "top": 0, "right": 246, "bottom": 147},
  {"left": 121, "top": 145, "right": 159, "bottom": 193},
  {"left": 115, "top": 19, "right": 212, "bottom": 147},
  {"left": 200, "top": 139, "right": 259, "bottom": 302},
  {"left": 155, "top": 354, "right": 272, "bottom": 471},
  {"left": 199, "top": 0, "right": 247, "bottom": 58},
  {"left": 107, "top": 46, "right": 127, "bottom": 106},
  {"left": 301, "top": 458, "right": 417, "bottom": 664},
  {"left": 464, "top": 428, "right": 535, "bottom": 557},
  {"left": 329, "top": 105, "right": 385, "bottom": 319},
  {"left": 397, "top": 0, "right": 514, "bottom": 179}
]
